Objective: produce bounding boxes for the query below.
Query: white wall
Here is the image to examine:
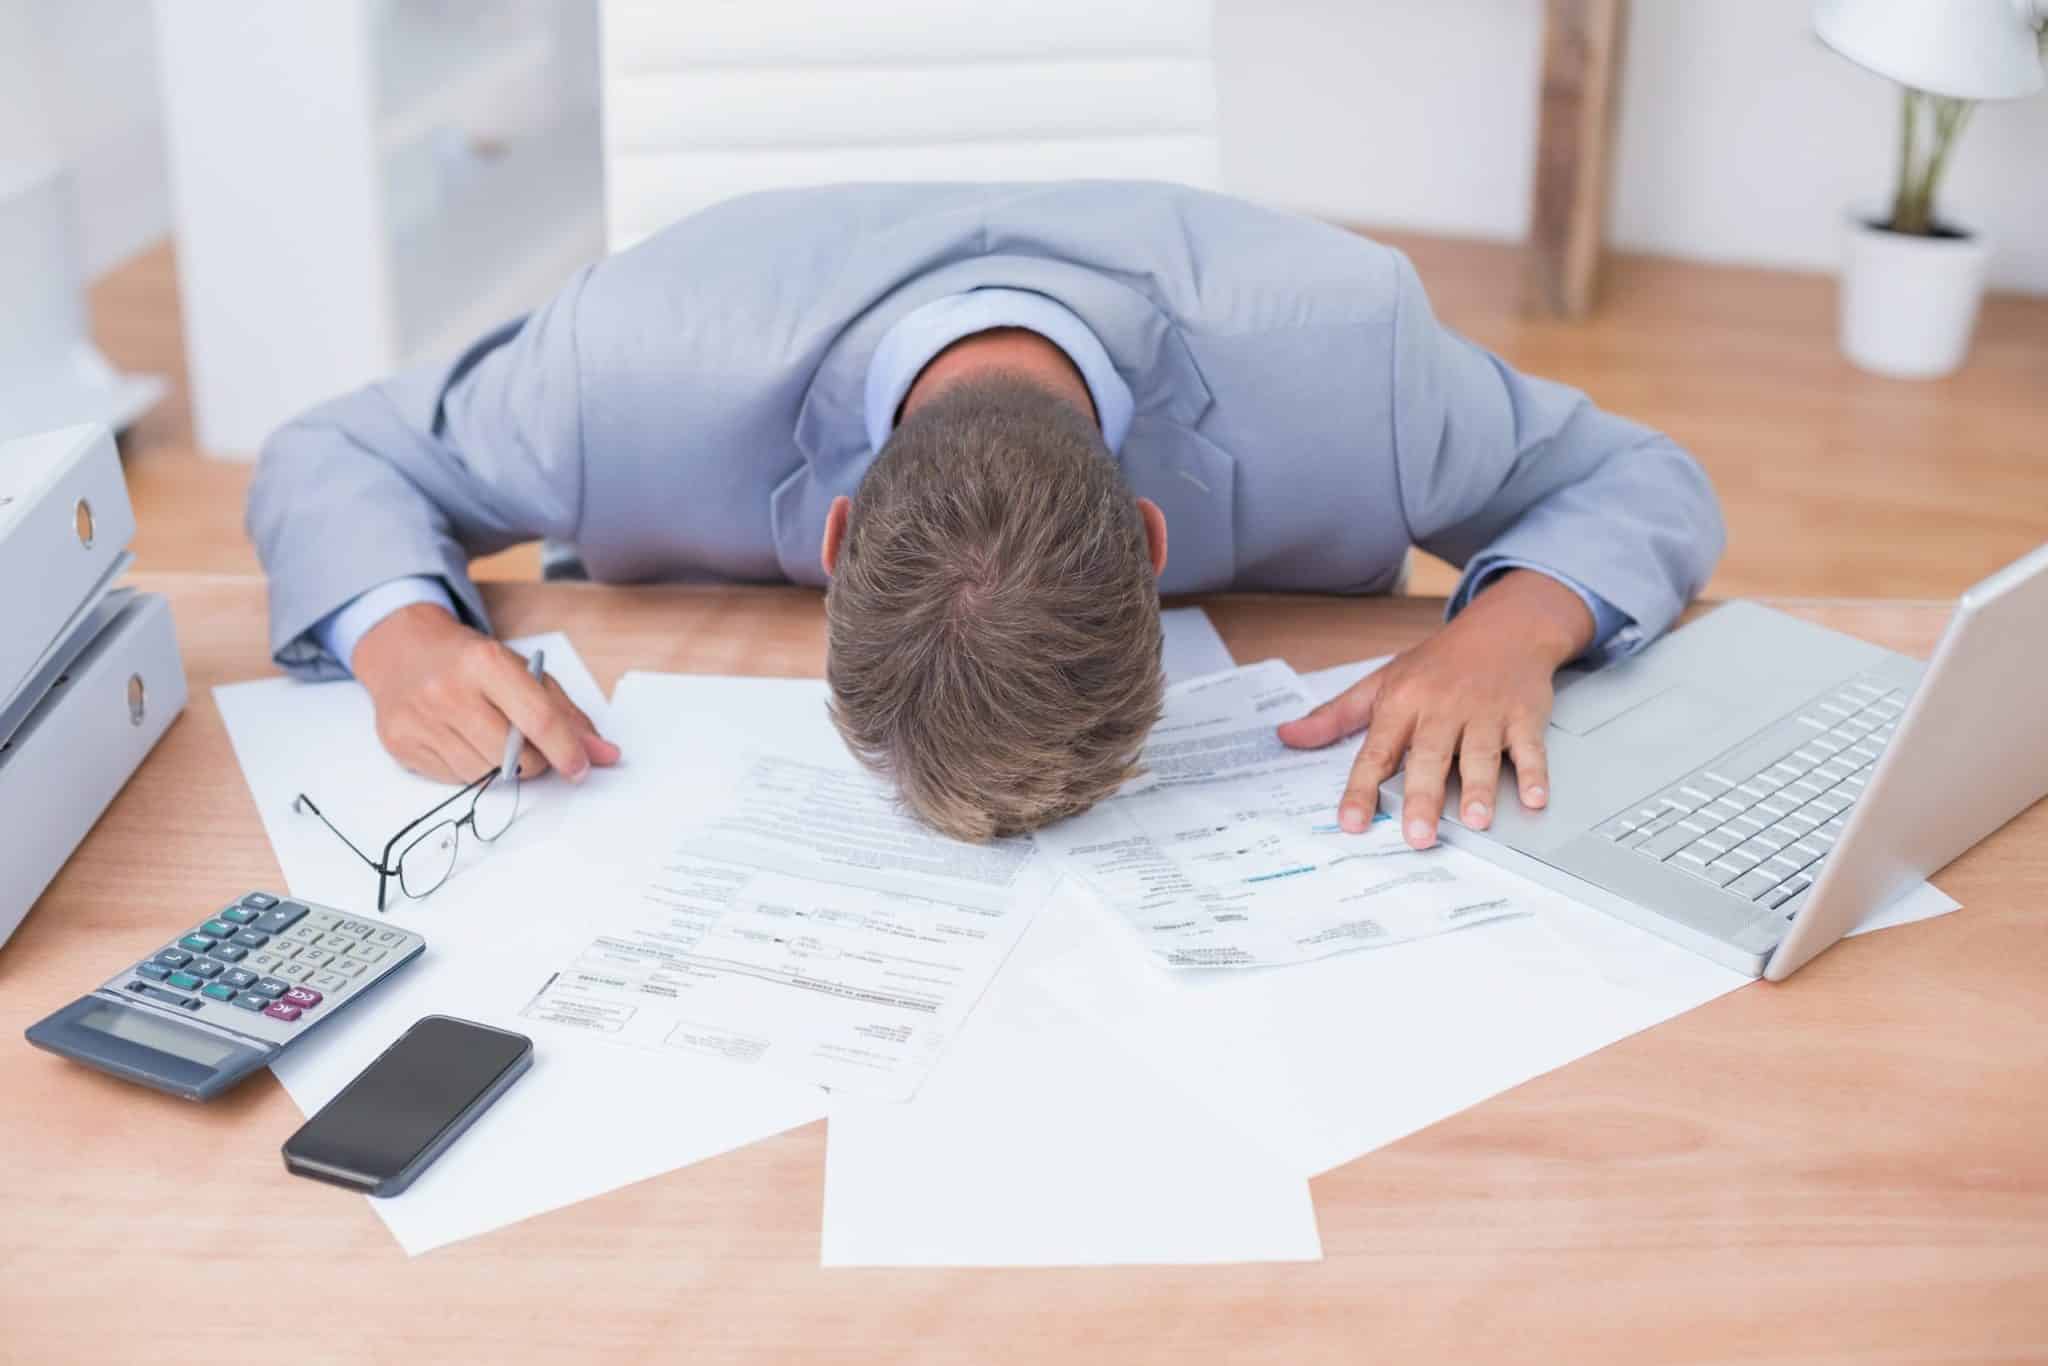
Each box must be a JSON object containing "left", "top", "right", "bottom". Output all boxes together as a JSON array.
[
  {"left": 3, "top": 0, "right": 170, "bottom": 277},
  {"left": 18, "top": 0, "right": 2048, "bottom": 293},
  {"left": 1216, "top": 0, "right": 2048, "bottom": 294}
]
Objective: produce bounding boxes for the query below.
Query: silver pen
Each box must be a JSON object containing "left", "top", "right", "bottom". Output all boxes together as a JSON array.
[{"left": 499, "top": 649, "right": 545, "bottom": 782}]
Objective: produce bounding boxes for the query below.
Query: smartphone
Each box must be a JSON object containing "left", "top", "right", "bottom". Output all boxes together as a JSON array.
[{"left": 282, "top": 1015, "right": 531, "bottom": 1198}]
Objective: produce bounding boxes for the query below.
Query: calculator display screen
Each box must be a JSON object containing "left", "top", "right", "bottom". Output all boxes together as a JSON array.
[{"left": 78, "top": 1001, "right": 240, "bottom": 1068}]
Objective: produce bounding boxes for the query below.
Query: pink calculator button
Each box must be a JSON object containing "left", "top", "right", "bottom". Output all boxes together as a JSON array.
[
  {"left": 282, "top": 986, "right": 323, "bottom": 1009},
  {"left": 262, "top": 1001, "right": 303, "bottom": 1022}
]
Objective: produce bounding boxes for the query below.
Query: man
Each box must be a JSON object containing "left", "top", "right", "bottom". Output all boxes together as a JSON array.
[{"left": 249, "top": 182, "right": 1723, "bottom": 848}]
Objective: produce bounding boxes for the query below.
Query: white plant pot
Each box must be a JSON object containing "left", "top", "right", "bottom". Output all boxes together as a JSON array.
[{"left": 1837, "top": 213, "right": 1989, "bottom": 380}]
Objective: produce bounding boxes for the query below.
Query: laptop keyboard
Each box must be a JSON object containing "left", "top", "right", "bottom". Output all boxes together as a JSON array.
[{"left": 1595, "top": 679, "right": 1906, "bottom": 917}]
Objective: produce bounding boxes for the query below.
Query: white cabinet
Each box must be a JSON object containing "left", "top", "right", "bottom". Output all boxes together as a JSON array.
[{"left": 155, "top": 0, "right": 602, "bottom": 459}]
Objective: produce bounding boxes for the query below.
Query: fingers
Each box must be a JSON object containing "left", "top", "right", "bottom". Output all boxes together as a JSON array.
[
  {"left": 1457, "top": 722, "right": 1504, "bottom": 831},
  {"left": 383, "top": 716, "right": 482, "bottom": 786},
  {"left": 1397, "top": 720, "right": 1461, "bottom": 850},
  {"left": 467, "top": 643, "right": 596, "bottom": 782},
  {"left": 542, "top": 674, "right": 621, "bottom": 766},
  {"left": 1337, "top": 708, "right": 1414, "bottom": 834},
  {"left": 1507, "top": 717, "right": 1551, "bottom": 810},
  {"left": 1278, "top": 672, "right": 1384, "bottom": 750}
]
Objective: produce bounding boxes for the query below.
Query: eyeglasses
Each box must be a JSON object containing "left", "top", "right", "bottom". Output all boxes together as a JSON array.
[{"left": 294, "top": 768, "right": 521, "bottom": 912}]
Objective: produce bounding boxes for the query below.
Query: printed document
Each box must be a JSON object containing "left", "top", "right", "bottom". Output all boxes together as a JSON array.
[
  {"left": 520, "top": 749, "right": 1057, "bottom": 1101},
  {"left": 1036, "top": 659, "right": 1523, "bottom": 968}
]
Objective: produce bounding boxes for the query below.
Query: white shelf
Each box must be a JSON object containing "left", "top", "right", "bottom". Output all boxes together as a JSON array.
[
  {"left": 391, "top": 110, "right": 604, "bottom": 365},
  {"left": 155, "top": 0, "right": 602, "bottom": 457},
  {"left": 378, "top": 28, "right": 553, "bottom": 152}
]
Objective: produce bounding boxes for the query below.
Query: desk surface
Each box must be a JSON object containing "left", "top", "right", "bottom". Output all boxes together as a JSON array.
[{"left": 6, "top": 575, "right": 2044, "bottom": 1365}]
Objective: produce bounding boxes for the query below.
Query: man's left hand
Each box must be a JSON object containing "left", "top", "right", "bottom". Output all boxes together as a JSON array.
[{"left": 1276, "top": 569, "right": 1595, "bottom": 849}]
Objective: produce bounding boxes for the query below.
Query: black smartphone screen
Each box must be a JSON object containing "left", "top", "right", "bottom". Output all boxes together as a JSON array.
[{"left": 284, "top": 1016, "right": 529, "bottom": 1193}]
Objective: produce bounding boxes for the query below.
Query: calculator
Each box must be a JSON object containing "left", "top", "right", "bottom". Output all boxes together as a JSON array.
[{"left": 25, "top": 892, "right": 425, "bottom": 1101}]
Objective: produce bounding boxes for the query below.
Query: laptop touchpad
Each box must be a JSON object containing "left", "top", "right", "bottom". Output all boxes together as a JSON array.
[{"left": 1554, "top": 683, "right": 1732, "bottom": 741}]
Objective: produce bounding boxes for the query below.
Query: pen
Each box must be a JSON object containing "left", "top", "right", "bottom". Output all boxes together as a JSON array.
[{"left": 499, "top": 649, "right": 545, "bottom": 783}]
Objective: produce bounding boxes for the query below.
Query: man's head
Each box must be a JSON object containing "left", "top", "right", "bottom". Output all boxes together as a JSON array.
[{"left": 823, "top": 375, "right": 1167, "bottom": 842}]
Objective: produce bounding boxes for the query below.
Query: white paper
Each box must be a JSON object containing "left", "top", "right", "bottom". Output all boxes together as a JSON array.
[
  {"left": 518, "top": 749, "right": 1056, "bottom": 1100},
  {"left": 820, "top": 881, "right": 1322, "bottom": 1267},
  {"left": 214, "top": 636, "right": 827, "bottom": 1255},
  {"left": 1159, "top": 605, "right": 1233, "bottom": 683},
  {"left": 1042, "top": 848, "right": 1752, "bottom": 1177},
  {"left": 1038, "top": 659, "right": 1521, "bottom": 968}
]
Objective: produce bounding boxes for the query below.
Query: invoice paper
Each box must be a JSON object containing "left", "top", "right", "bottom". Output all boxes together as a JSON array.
[
  {"left": 517, "top": 685, "right": 1057, "bottom": 1101},
  {"left": 1036, "top": 659, "right": 1523, "bottom": 968}
]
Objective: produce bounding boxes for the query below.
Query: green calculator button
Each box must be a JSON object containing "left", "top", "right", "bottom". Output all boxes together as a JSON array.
[
  {"left": 201, "top": 919, "right": 237, "bottom": 939},
  {"left": 201, "top": 983, "right": 237, "bottom": 1002},
  {"left": 165, "top": 971, "right": 203, "bottom": 990},
  {"left": 220, "top": 906, "right": 257, "bottom": 925},
  {"left": 178, "top": 934, "right": 216, "bottom": 953}
]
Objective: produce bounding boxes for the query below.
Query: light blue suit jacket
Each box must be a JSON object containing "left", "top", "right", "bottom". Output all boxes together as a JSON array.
[{"left": 248, "top": 181, "right": 1724, "bottom": 678}]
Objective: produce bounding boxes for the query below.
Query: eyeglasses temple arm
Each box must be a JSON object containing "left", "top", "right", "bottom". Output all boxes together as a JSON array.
[{"left": 292, "top": 793, "right": 388, "bottom": 873}]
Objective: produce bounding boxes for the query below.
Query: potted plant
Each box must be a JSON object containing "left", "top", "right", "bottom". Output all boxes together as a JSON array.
[{"left": 1837, "top": 87, "right": 1987, "bottom": 379}]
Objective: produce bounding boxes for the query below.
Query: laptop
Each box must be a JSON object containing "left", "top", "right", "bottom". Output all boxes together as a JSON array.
[{"left": 1380, "top": 543, "right": 2048, "bottom": 980}]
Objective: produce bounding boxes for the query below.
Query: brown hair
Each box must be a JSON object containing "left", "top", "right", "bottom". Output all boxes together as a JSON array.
[{"left": 826, "top": 376, "right": 1164, "bottom": 841}]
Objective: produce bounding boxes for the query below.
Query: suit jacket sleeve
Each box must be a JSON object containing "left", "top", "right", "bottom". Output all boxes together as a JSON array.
[
  {"left": 1385, "top": 251, "right": 1725, "bottom": 646},
  {"left": 246, "top": 267, "right": 592, "bottom": 679}
]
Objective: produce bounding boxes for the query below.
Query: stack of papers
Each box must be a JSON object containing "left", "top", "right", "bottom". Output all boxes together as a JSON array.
[{"left": 211, "top": 609, "right": 1962, "bottom": 1268}]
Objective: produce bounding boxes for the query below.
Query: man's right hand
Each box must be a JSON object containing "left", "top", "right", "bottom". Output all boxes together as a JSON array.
[{"left": 352, "top": 603, "right": 620, "bottom": 785}]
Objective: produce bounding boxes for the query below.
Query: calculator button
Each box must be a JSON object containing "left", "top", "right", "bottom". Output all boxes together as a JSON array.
[
  {"left": 269, "top": 942, "right": 302, "bottom": 960},
  {"left": 230, "top": 993, "right": 267, "bottom": 1012},
  {"left": 202, "top": 983, "right": 237, "bottom": 1002},
  {"left": 370, "top": 928, "right": 404, "bottom": 946},
  {"left": 252, "top": 901, "right": 308, "bottom": 934},
  {"left": 155, "top": 948, "right": 192, "bottom": 968},
  {"left": 282, "top": 986, "right": 322, "bottom": 1009},
  {"left": 310, "top": 972, "right": 349, "bottom": 992},
  {"left": 135, "top": 961, "right": 171, "bottom": 981},
  {"left": 178, "top": 934, "right": 217, "bottom": 953},
  {"left": 231, "top": 930, "right": 269, "bottom": 949},
  {"left": 306, "top": 909, "right": 341, "bottom": 929},
  {"left": 222, "top": 968, "right": 259, "bottom": 989},
  {"left": 251, "top": 977, "right": 290, "bottom": 998},
  {"left": 284, "top": 924, "right": 323, "bottom": 945},
  {"left": 316, "top": 933, "right": 357, "bottom": 951},
  {"left": 248, "top": 952, "right": 283, "bottom": 973},
  {"left": 345, "top": 943, "right": 387, "bottom": 963},
  {"left": 262, "top": 1001, "right": 303, "bottom": 1023},
  {"left": 331, "top": 959, "right": 366, "bottom": 979},
  {"left": 298, "top": 950, "right": 334, "bottom": 969},
  {"left": 275, "top": 962, "right": 313, "bottom": 982},
  {"left": 201, "top": 919, "right": 238, "bottom": 939},
  {"left": 213, "top": 945, "right": 248, "bottom": 963},
  {"left": 129, "top": 981, "right": 202, "bottom": 1010},
  {"left": 220, "top": 906, "right": 258, "bottom": 925},
  {"left": 240, "top": 892, "right": 279, "bottom": 910},
  {"left": 165, "top": 971, "right": 203, "bottom": 990},
  {"left": 186, "top": 958, "right": 223, "bottom": 979}
]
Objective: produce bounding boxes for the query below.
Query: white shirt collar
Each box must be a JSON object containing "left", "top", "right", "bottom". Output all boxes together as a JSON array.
[{"left": 862, "top": 288, "right": 1135, "bottom": 455}]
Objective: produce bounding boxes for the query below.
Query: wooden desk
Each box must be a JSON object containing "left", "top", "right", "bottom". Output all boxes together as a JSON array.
[{"left": 6, "top": 575, "right": 2044, "bottom": 1364}]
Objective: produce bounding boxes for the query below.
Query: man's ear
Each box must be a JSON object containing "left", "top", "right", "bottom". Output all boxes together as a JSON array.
[
  {"left": 821, "top": 496, "right": 852, "bottom": 578},
  {"left": 1136, "top": 497, "right": 1168, "bottom": 578}
]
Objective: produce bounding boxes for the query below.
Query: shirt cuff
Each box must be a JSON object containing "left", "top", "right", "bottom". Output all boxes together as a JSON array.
[
  {"left": 312, "top": 576, "right": 456, "bottom": 675},
  {"left": 1449, "top": 556, "right": 1642, "bottom": 665}
]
